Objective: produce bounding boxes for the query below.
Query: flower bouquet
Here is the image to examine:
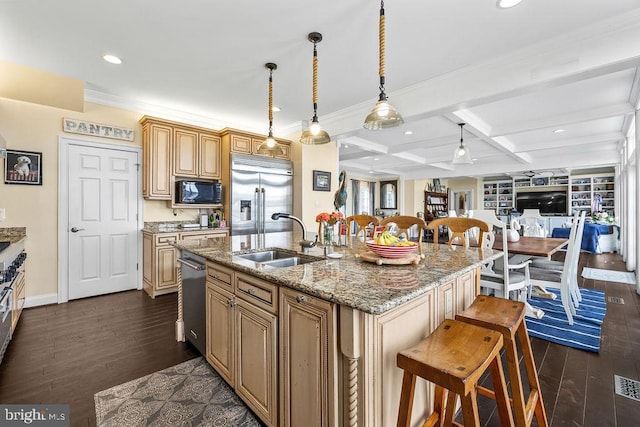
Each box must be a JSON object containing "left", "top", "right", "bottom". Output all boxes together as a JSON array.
[
  {"left": 316, "top": 211, "right": 344, "bottom": 245},
  {"left": 592, "top": 211, "right": 615, "bottom": 225}
]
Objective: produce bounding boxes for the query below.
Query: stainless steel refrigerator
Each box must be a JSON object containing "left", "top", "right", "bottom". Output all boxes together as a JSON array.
[{"left": 230, "top": 153, "right": 293, "bottom": 235}]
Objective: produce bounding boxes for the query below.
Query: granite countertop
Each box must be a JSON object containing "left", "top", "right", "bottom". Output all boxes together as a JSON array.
[
  {"left": 174, "top": 231, "right": 502, "bottom": 315},
  {"left": 143, "top": 221, "right": 229, "bottom": 234},
  {"left": 0, "top": 227, "right": 27, "bottom": 244}
]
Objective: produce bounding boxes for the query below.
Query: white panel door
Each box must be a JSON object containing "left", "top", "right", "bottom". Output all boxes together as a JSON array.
[{"left": 68, "top": 144, "right": 138, "bottom": 299}]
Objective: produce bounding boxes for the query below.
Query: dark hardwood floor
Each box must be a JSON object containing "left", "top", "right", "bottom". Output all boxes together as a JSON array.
[{"left": 0, "top": 252, "right": 637, "bottom": 426}]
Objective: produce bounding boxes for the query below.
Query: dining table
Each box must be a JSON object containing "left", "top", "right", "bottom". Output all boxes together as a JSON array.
[{"left": 492, "top": 236, "right": 569, "bottom": 259}]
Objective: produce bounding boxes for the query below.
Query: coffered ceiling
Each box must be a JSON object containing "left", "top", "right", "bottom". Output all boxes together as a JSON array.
[{"left": 1, "top": 0, "right": 639, "bottom": 180}]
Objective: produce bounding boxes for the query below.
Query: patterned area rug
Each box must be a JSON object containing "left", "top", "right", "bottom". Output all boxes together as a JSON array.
[
  {"left": 94, "top": 357, "right": 260, "bottom": 426},
  {"left": 582, "top": 267, "right": 636, "bottom": 285},
  {"left": 525, "top": 287, "right": 606, "bottom": 353}
]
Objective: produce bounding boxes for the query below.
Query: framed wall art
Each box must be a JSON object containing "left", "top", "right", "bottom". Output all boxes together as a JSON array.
[
  {"left": 313, "top": 170, "right": 331, "bottom": 191},
  {"left": 4, "top": 149, "right": 43, "bottom": 185}
]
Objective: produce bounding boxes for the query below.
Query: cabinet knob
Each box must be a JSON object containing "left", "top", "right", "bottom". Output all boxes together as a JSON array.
[
  {"left": 228, "top": 299, "right": 235, "bottom": 307},
  {"left": 296, "top": 295, "right": 306, "bottom": 303},
  {"left": 248, "top": 288, "right": 256, "bottom": 296}
]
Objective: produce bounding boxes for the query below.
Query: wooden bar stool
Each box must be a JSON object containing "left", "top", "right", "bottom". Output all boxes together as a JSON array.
[
  {"left": 397, "top": 319, "right": 514, "bottom": 427},
  {"left": 455, "top": 296, "right": 548, "bottom": 427}
]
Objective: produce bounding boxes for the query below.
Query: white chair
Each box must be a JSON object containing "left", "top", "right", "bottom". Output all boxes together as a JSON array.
[
  {"left": 471, "top": 210, "right": 538, "bottom": 316},
  {"left": 519, "top": 209, "right": 547, "bottom": 237},
  {"left": 529, "top": 211, "right": 586, "bottom": 325}
]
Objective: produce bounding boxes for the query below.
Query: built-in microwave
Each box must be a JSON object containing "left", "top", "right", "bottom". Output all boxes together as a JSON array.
[{"left": 175, "top": 181, "right": 222, "bottom": 205}]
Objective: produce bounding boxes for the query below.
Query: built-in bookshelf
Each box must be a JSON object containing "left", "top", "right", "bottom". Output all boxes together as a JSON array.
[
  {"left": 424, "top": 191, "right": 449, "bottom": 221},
  {"left": 483, "top": 180, "right": 513, "bottom": 215},
  {"left": 570, "top": 174, "right": 615, "bottom": 216}
]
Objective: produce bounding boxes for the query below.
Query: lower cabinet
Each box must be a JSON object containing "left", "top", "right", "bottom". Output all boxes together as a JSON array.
[
  {"left": 206, "top": 268, "right": 278, "bottom": 427},
  {"left": 143, "top": 229, "right": 229, "bottom": 298},
  {"left": 279, "top": 287, "right": 337, "bottom": 427},
  {"left": 11, "top": 270, "right": 26, "bottom": 332},
  {"left": 205, "top": 267, "right": 337, "bottom": 427}
]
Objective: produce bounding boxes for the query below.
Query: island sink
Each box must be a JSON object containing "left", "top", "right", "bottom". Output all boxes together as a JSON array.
[{"left": 233, "top": 248, "right": 323, "bottom": 269}]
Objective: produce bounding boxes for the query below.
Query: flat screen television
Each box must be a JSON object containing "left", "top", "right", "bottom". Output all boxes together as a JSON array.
[{"left": 516, "top": 191, "right": 567, "bottom": 215}]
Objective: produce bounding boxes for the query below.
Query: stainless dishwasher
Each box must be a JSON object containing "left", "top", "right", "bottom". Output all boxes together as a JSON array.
[{"left": 177, "top": 253, "right": 207, "bottom": 355}]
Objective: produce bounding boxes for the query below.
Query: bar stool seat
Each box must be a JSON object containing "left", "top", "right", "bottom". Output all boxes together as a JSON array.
[
  {"left": 456, "top": 296, "right": 548, "bottom": 427},
  {"left": 397, "top": 319, "right": 514, "bottom": 427}
]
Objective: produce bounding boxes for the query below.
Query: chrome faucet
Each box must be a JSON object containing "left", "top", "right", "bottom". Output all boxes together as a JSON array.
[{"left": 271, "top": 213, "right": 317, "bottom": 253}]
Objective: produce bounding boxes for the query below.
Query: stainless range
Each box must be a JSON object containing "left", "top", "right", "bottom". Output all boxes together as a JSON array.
[{"left": 0, "top": 239, "right": 26, "bottom": 364}]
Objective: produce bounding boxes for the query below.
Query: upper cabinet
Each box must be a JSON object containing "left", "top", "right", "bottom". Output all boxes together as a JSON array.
[
  {"left": 140, "top": 116, "right": 222, "bottom": 201},
  {"left": 173, "top": 127, "right": 221, "bottom": 179},
  {"left": 221, "top": 128, "right": 291, "bottom": 161},
  {"left": 141, "top": 117, "right": 173, "bottom": 200}
]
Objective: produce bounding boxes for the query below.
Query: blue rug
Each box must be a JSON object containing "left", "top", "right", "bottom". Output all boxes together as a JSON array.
[{"left": 525, "top": 288, "right": 606, "bottom": 353}]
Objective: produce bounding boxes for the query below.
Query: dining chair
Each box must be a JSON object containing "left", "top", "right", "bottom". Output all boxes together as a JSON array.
[
  {"left": 426, "top": 217, "right": 490, "bottom": 249},
  {"left": 528, "top": 211, "right": 586, "bottom": 325},
  {"left": 519, "top": 209, "right": 547, "bottom": 237},
  {"left": 379, "top": 215, "right": 428, "bottom": 255},
  {"left": 344, "top": 214, "right": 379, "bottom": 246},
  {"left": 470, "top": 210, "right": 538, "bottom": 315}
]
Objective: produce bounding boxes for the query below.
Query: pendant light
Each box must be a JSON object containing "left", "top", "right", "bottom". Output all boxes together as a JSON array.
[
  {"left": 300, "top": 32, "right": 331, "bottom": 145},
  {"left": 256, "top": 63, "right": 285, "bottom": 156},
  {"left": 452, "top": 123, "right": 472, "bottom": 164},
  {"left": 363, "top": 0, "right": 404, "bottom": 130}
]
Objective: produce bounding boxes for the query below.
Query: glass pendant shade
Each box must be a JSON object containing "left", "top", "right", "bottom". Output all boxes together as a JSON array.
[
  {"left": 256, "top": 62, "right": 285, "bottom": 156},
  {"left": 452, "top": 122, "right": 472, "bottom": 164},
  {"left": 363, "top": 99, "right": 404, "bottom": 130},
  {"left": 300, "top": 32, "right": 331, "bottom": 145},
  {"left": 300, "top": 117, "right": 331, "bottom": 144},
  {"left": 364, "top": 1, "right": 403, "bottom": 130}
]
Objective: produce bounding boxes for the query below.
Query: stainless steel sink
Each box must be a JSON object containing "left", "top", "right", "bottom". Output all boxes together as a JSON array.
[{"left": 233, "top": 249, "right": 322, "bottom": 269}]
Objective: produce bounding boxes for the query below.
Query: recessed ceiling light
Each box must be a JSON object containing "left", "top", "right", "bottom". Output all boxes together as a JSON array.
[
  {"left": 369, "top": 170, "right": 374, "bottom": 174},
  {"left": 102, "top": 54, "right": 122, "bottom": 65},
  {"left": 343, "top": 144, "right": 349, "bottom": 149},
  {"left": 374, "top": 158, "right": 379, "bottom": 161},
  {"left": 496, "top": 0, "right": 523, "bottom": 9},
  {"left": 272, "top": 106, "right": 281, "bottom": 112},
  {"left": 404, "top": 131, "right": 413, "bottom": 135},
  {"left": 553, "top": 129, "right": 565, "bottom": 133}
]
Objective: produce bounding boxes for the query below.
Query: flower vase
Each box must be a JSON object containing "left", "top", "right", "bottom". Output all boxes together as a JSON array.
[{"left": 323, "top": 223, "right": 334, "bottom": 247}]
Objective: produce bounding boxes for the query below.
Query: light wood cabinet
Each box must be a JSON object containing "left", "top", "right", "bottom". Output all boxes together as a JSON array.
[
  {"left": 206, "top": 281, "right": 235, "bottom": 385},
  {"left": 279, "top": 287, "right": 337, "bottom": 427},
  {"left": 221, "top": 128, "right": 291, "bottom": 161},
  {"left": 141, "top": 117, "right": 173, "bottom": 200},
  {"left": 205, "top": 268, "right": 279, "bottom": 426},
  {"left": 143, "top": 229, "right": 229, "bottom": 298},
  {"left": 173, "top": 127, "right": 221, "bottom": 179},
  {"left": 11, "top": 270, "right": 25, "bottom": 332},
  {"left": 143, "top": 232, "right": 179, "bottom": 298}
]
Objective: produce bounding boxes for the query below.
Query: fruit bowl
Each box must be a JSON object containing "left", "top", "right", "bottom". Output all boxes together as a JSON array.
[{"left": 365, "top": 240, "right": 418, "bottom": 259}]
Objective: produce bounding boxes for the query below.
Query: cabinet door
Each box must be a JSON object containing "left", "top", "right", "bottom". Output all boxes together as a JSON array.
[
  {"left": 156, "top": 246, "right": 177, "bottom": 290},
  {"left": 230, "top": 134, "right": 252, "bottom": 154},
  {"left": 235, "top": 299, "right": 278, "bottom": 426},
  {"left": 11, "top": 271, "right": 25, "bottom": 332},
  {"left": 199, "top": 133, "right": 221, "bottom": 179},
  {"left": 206, "top": 283, "right": 235, "bottom": 385},
  {"left": 455, "top": 270, "right": 476, "bottom": 313},
  {"left": 280, "top": 288, "right": 335, "bottom": 427},
  {"left": 174, "top": 128, "right": 199, "bottom": 177},
  {"left": 143, "top": 123, "right": 172, "bottom": 199},
  {"left": 436, "top": 279, "right": 455, "bottom": 323}
]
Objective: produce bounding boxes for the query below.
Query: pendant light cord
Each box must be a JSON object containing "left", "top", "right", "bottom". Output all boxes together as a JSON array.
[
  {"left": 312, "top": 40, "right": 318, "bottom": 117},
  {"left": 268, "top": 68, "right": 274, "bottom": 134},
  {"left": 378, "top": 0, "right": 387, "bottom": 99}
]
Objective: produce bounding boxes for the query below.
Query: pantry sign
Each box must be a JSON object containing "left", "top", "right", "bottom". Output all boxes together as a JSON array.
[{"left": 63, "top": 118, "right": 135, "bottom": 141}]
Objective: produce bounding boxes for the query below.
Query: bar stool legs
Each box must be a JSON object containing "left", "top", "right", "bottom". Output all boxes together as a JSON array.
[
  {"left": 397, "top": 319, "right": 514, "bottom": 427},
  {"left": 456, "top": 296, "right": 548, "bottom": 427}
]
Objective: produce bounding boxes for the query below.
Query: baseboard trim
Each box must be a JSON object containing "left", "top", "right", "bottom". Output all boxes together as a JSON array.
[{"left": 24, "top": 293, "right": 59, "bottom": 308}]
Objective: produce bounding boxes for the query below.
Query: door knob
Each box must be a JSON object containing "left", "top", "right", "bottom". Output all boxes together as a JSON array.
[{"left": 70, "top": 227, "right": 85, "bottom": 233}]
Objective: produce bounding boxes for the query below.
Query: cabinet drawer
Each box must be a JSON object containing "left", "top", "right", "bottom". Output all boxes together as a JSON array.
[
  {"left": 207, "top": 262, "right": 233, "bottom": 290},
  {"left": 156, "top": 233, "right": 178, "bottom": 245},
  {"left": 235, "top": 272, "right": 278, "bottom": 314}
]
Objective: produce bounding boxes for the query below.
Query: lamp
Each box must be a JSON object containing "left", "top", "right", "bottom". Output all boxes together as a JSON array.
[
  {"left": 300, "top": 32, "right": 331, "bottom": 145},
  {"left": 363, "top": 0, "right": 404, "bottom": 130},
  {"left": 452, "top": 123, "right": 472, "bottom": 164},
  {"left": 256, "top": 63, "right": 285, "bottom": 156}
]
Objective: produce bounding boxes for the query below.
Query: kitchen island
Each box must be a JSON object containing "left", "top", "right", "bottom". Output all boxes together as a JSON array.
[{"left": 174, "top": 231, "right": 502, "bottom": 427}]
